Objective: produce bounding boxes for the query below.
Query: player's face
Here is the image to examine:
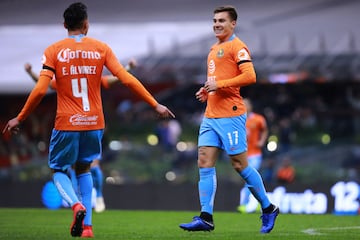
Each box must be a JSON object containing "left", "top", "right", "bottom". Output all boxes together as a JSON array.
[{"left": 213, "top": 12, "right": 236, "bottom": 42}]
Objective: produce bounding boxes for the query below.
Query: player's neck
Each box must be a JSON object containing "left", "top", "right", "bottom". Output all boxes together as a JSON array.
[
  {"left": 68, "top": 30, "right": 86, "bottom": 37},
  {"left": 217, "top": 33, "right": 236, "bottom": 44}
]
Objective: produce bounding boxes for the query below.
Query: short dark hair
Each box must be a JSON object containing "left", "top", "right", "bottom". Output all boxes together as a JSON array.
[
  {"left": 214, "top": 5, "right": 238, "bottom": 21},
  {"left": 63, "top": 2, "right": 88, "bottom": 31}
]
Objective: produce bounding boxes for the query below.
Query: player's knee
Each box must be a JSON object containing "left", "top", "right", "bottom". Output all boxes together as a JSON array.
[
  {"left": 90, "top": 159, "right": 100, "bottom": 168},
  {"left": 197, "top": 158, "right": 206, "bottom": 168},
  {"left": 230, "top": 155, "right": 248, "bottom": 172},
  {"left": 232, "top": 165, "right": 244, "bottom": 172},
  {"left": 197, "top": 157, "right": 215, "bottom": 168}
]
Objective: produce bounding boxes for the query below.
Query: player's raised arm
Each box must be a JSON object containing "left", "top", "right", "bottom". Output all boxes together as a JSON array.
[
  {"left": 25, "top": 63, "right": 57, "bottom": 90},
  {"left": 101, "top": 58, "right": 139, "bottom": 87},
  {"left": 105, "top": 51, "right": 175, "bottom": 119},
  {"left": 24, "top": 63, "right": 39, "bottom": 83}
]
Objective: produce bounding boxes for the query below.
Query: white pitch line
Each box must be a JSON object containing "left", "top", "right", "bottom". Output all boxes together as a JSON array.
[{"left": 302, "top": 226, "right": 360, "bottom": 235}]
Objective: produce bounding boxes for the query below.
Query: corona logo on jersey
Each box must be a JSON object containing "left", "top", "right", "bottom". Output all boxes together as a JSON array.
[{"left": 57, "top": 48, "right": 101, "bottom": 63}]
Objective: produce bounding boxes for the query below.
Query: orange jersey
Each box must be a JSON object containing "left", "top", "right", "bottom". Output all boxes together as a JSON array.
[
  {"left": 205, "top": 35, "right": 256, "bottom": 118},
  {"left": 49, "top": 76, "right": 109, "bottom": 89},
  {"left": 17, "top": 35, "right": 157, "bottom": 130},
  {"left": 205, "top": 36, "right": 256, "bottom": 118},
  {"left": 277, "top": 166, "right": 295, "bottom": 183},
  {"left": 246, "top": 112, "right": 267, "bottom": 156}
]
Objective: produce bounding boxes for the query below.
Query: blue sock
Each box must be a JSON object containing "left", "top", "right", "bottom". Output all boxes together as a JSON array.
[
  {"left": 53, "top": 172, "right": 79, "bottom": 207},
  {"left": 198, "top": 167, "right": 217, "bottom": 215},
  {"left": 239, "top": 166, "right": 271, "bottom": 209},
  {"left": 67, "top": 168, "right": 79, "bottom": 197},
  {"left": 91, "top": 165, "right": 103, "bottom": 198},
  {"left": 240, "top": 187, "right": 251, "bottom": 205},
  {"left": 78, "top": 172, "right": 93, "bottom": 226}
]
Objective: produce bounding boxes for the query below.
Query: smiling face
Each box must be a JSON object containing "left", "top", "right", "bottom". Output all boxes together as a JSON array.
[{"left": 213, "top": 11, "right": 236, "bottom": 43}]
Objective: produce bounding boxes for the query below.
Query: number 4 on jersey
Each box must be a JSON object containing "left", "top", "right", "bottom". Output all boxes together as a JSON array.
[{"left": 72, "top": 78, "right": 90, "bottom": 111}]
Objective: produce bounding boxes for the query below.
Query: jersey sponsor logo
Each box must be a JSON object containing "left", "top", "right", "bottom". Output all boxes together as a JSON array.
[
  {"left": 69, "top": 114, "right": 99, "bottom": 126},
  {"left": 216, "top": 48, "right": 224, "bottom": 58},
  {"left": 208, "top": 59, "right": 215, "bottom": 74},
  {"left": 57, "top": 48, "right": 101, "bottom": 63},
  {"left": 237, "top": 48, "right": 250, "bottom": 61}
]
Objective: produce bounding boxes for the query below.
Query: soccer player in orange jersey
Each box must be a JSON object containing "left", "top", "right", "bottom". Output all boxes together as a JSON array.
[
  {"left": 179, "top": 5, "right": 278, "bottom": 234},
  {"left": 238, "top": 98, "right": 269, "bottom": 213},
  {"left": 3, "top": 2, "right": 174, "bottom": 238},
  {"left": 24, "top": 60, "right": 137, "bottom": 213}
]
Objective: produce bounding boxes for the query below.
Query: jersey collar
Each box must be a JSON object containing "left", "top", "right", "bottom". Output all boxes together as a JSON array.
[
  {"left": 228, "top": 34, "right": 236, "bottom": 41},
  {"left": 69, "top": 34, "right": 85, "bottom": 42}
]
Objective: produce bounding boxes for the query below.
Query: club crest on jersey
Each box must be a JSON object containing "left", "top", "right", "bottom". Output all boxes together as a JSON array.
[{"left": 217, "top": 48, "right": 224, "bottom": 58}]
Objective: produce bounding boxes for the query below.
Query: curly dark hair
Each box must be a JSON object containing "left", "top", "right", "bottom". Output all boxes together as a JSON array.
[{"left": 63, "top": 2, "right": 88, "bottom": 31}]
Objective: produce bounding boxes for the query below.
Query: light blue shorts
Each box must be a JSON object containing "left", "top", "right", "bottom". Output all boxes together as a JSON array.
[
  {"left": 48, "top": 129, "right": 104, "bottom": 171},
  {"left": 198, "top": 115, "right": 247, "bottom": 155}
]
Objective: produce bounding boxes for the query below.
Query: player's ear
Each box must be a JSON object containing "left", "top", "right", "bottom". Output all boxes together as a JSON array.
[
  {"left": 63, "top": 22, "right": 68, "bottom": 30},
  {"left": 83, "top": 19, "right": 89, "bottom": 35},
  {"left": 231, "top": 20, "right": 236, "bottom": 29}
]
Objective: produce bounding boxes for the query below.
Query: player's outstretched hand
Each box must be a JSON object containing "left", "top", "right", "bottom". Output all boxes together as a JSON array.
[
  {"left": 155, "top": 104, "right": 175, "bottom": 118},
  {"left": 128, "top": 58, "right": 137, "bottom": 70},
  {"left": 24, "top": 63, "right": 32, "bottom": 73},
  {"left": 125, "top": 58, "right": 137, "bottom": 71},
  {"left": 2, "top": 118, "right": 20, "bottom": 135},
  {"left": 195, "top": 87, "right": 208, "bottom": 103}
]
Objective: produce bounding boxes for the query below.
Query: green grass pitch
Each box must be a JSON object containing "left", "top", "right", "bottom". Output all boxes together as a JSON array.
[{"left": 0, "top": 208, "right": 359, "bottom": 239}]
